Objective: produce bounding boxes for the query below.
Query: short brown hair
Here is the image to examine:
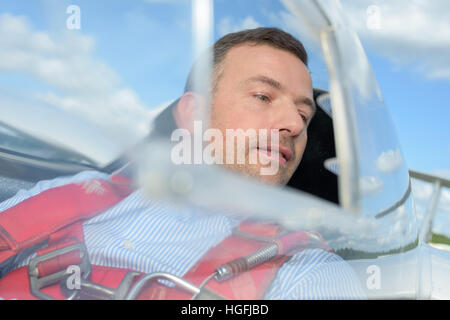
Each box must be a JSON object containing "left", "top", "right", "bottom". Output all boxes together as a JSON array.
[{"left": 184, "top": 27, "right": 308, "bottom": 93}]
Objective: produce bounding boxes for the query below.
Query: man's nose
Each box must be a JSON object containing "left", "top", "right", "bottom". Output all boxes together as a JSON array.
[{"left": 272, "top": 102, "right": 305, "bottom": 137}]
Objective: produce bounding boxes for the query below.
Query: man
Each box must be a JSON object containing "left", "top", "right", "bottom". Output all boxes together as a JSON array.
[
  {"left": 163, "top": 28, "right": 314, "bottom": 186},
  {"left": 0, "top": 28, "right": 365, "bottom": 299}
]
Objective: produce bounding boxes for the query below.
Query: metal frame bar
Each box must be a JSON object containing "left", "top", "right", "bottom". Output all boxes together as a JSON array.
[{"left": 410, "top": 170, "right": 449, "bottom": 243}]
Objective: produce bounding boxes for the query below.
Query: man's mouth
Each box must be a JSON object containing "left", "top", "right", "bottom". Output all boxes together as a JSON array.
[{"left": 256, "top": 144, "right": 293, "bottom": 165}]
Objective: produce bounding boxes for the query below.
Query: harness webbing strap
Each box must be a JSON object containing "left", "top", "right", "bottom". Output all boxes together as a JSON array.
[
  {"left": 0, "top": 176, "right": 133, "bottom": 265},
  {"left": 0, "top": 175, "right": 332, "bottom": 300},
  {"left": 0, "top": 175, "right": 134, "bottom": 300},
  {"left": 136, "top": 226, "right": 332, "bottom": 300}
]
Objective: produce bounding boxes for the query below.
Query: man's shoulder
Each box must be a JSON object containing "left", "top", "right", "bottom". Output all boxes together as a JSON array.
[
  {"left": 0, "top": 170, "right": 111, "bottom": 213},
  {"left": 266, "top": 248, "right": 367, "bottom": 299}
]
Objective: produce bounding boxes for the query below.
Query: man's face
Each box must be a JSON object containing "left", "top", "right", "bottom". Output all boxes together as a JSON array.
[{"left": 209, "top": 44, "right": 315, "bottom": 185}]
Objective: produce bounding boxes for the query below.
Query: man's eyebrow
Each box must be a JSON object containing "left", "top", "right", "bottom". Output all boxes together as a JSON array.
[
  {"left": 245, "top": 75, "right": 316, "bottom": 115},
  {"left": 245, "top": 75, "right": 282, "bottom": 90},
  {"left": 294, "top": 96, "right": 316, "bottom": 115}
]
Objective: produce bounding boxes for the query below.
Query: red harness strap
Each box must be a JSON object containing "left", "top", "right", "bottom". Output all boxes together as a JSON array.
[
  {"left": 0, "top": 174, "right": 132, "bottom": 262},
  {"left": 0, "top": 174, "right": 134, "bottom": 299},
  {"left": 0, "top": 175, "right": 332, "bottom": 300},
  {"left": 137, "top": 222, "right": 332, "bottom": 300}
]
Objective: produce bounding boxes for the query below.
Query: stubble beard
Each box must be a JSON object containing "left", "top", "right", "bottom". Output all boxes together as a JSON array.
[{"left": 220, "top": 146, "right": 296, "bottom": 186}]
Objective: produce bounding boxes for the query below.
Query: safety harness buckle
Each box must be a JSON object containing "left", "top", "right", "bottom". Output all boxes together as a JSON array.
[{"left": 28, "top": 242, "right": 91, "bottom": 300}]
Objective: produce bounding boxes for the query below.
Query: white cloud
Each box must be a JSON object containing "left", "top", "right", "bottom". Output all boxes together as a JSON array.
[
  {"left": 218, "top": 16, "right": 261, "bottom": 37},
  {"left": 0, "top": 13, "right": 153, "bottom": 147},
  {"left": 340, "top": 0, "right": 450, "bottom": 81},
  {"left": 411, "top": 177, "right": 450, "bottom": 237},
  {"left": 411, "top": 176, "right": 450, "bottom": 213},
  {"left": 432, "top": 170, "right": 450, "bottom": 180},
  {"left": 360, "top": 175, "right": 384, "bottom": 195},
  {"left": 376, "top": 149, "right": 404, "bottom": 173},
  {"left": 412, "top": 180, "right": 434, "bottom": 203}
]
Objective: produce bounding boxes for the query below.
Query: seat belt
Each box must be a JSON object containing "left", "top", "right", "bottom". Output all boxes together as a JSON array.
[
  {"left": 0, "top": 174, "right": 132, "bottom": 264},
  {"left": 135, "top": 222, "right": 332, "bottom": 300},
  {"left": 0, "top": 174, "right": 134, "bottom": 299},
  {"left": 0, "top": 174, "right": 332, "bottom": 300}
]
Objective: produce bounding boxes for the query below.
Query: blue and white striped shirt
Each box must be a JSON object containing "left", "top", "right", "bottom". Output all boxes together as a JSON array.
[{"left": 0, "top": 171, "right": 366, "bottom": 299}]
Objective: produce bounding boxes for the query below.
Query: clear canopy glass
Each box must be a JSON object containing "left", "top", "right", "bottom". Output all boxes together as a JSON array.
[{"left": 1, "top": 0, "right": 448, "bottom": 300}]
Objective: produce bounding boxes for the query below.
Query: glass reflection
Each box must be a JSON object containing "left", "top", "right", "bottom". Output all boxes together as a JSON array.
[{"left": 0, "top": 0, "right": 430, "bottom": 300}]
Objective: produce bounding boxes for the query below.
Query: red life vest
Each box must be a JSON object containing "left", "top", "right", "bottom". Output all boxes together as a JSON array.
[{"left": 0, "top": 175, "right": 332, "bottom": 300}]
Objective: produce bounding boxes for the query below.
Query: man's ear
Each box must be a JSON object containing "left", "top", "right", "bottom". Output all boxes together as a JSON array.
[{"left": 172, "top": 92, "right": 204, "bottom": 133}]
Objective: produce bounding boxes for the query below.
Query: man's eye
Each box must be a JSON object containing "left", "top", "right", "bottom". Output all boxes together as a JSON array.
[
  {"left": 299, "top": 112, "right": 308, "bottom": 123},
  {"left": 254, "top": 94, "right": 270, "bottom": 103}
]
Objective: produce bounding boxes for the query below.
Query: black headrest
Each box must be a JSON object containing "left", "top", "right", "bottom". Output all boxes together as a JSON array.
[
  {"left": 148, "top": 98, "right": 180, "bottom": 140},
  {"left": 287, "top": 89, "right": 338, "bottom": 204}
]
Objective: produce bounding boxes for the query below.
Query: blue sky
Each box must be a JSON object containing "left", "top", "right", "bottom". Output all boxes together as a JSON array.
[
  {"left": 367, "top": 52, "right": 450, "bottom": 173},
  {"left": 339, "top": 0, "right": 450, "bottom": 175},
  {"left": 1, "top": 0, "right": 447, "bottom": 174},
  {"left": 0, "top": 0, "right": 448, "bottom": 207}
]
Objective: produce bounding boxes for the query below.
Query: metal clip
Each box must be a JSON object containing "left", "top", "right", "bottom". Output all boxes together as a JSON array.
[
  {"left": 124, "top": 272, "right": 201, "bottom": 300},
  {"left": 61, "top": 271, "right": 141, "bottom": 300},
  {"left": 28, "top": 243, "right": 91, "bottom": 300}
]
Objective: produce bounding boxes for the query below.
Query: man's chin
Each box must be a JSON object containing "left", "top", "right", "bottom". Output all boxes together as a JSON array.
[
  {"left": 255, "top": 174, "right": 287, "bottom": 186},
  {"left": 221, "top": 163, "right": 290, "bottom": 186}
]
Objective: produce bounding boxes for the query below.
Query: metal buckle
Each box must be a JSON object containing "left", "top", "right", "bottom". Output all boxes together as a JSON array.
[
  {"left": 123, "top": 272, "right": 226, "bottom": 300},
  {"left": 61, "top": 271, "right": 141, "bottom": 300},
  {"left": 28, "top": 243, "right": 91, "bottom": 300}
]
